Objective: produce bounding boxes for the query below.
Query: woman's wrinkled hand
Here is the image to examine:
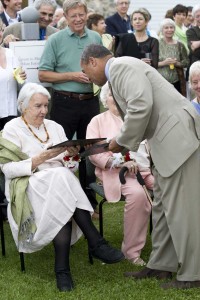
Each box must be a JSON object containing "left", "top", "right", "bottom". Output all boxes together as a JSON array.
[{"left": 122, "top": 160, "right": 138, "bottom": 174}]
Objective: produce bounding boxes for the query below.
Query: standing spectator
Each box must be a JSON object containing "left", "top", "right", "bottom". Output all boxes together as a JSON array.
[
  {"left": 51, "top": 7, "right": 64, "bottom": 28},
  {"left": 0, "top": 0, "right": 21, "bottom": 27},
  {"left": 2, "top": 0, "right": 57, "bottom": 45},
  {"left": 115, "top": 8, "right": 159, "bottom": 69},
  {"left": 87, "top": 13, "right": 113, "bottom": 50},
  {"left": 38, "top": 0, "right": 102, "bottom": 210},
  {"left": 158, "top": 18, "right": 189, "bottom": 95},
  {"left": 105, "top": 0, "right": 133, "bottom": 36},
  {"left": 186, "top": 4, "right": 200, "bottom": 66},
  {"left": 184, "top": 6, "right": 194, "bottom": 28},
  {"left": 0, "top": 19, "right": 26, "bottom": 130},
  {"left": 173, "top": 4, "right": 189, "bottom": 53}
]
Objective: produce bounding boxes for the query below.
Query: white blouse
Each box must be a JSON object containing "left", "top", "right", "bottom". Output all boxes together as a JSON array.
[{"left": 0, "top": 48, "right": 20, "bottom": 118}]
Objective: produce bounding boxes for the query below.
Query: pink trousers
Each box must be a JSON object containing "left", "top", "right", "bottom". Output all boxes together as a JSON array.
[{"left": 121, "top": 171, "right": 154, "bottom": 261}]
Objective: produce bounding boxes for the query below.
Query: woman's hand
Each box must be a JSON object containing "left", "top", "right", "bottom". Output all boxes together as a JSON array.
[
  {"left": 122, "top": 160, "right": 138, "bottom": 174},
  {"left": 31, "top": 146, "right": 70, "bottom": 170}
]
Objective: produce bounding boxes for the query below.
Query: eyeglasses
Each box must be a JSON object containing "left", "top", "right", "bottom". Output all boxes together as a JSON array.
[{"left": 67, "top": 13, "right": 86, "bottom": 20}]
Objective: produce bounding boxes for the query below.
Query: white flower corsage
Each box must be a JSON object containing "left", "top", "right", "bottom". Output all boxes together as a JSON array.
[
  {"left": 110, "top": 151, "right": 135, "bottom": 169},
  {"left": 63, "top": 154, "right": 81, "bottom": 173}
]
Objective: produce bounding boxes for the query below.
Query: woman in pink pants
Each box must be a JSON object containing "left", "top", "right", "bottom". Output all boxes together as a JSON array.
[{"left": 86, "top": 82, "right": 154, "bottom": 266}]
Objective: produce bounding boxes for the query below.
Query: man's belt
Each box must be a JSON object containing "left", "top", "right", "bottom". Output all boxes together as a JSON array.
[{"left": 55, "top": 90, "right": 94, "bottom": 100}]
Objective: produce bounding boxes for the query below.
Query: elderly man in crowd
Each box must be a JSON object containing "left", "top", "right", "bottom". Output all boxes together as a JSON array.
[
  {"left": 38, "top": 0, "right": 102, "bottom": 210},
  {"left": 0, "top": 0, "right": 21, "bottom": 27},
  {"left": 2, "top": 0, "right": 57, "bottom": 45},
  {"left": 80, "top": 44, "right": 200, "bottom": 290},
  {"left": 105, "top": 0, "right": 133, "bottom": 36}
]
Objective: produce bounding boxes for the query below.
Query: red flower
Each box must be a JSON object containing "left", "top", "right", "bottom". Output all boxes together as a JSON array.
[
  {"left": 63, "top": 155, "right": 70, "bottom": 161},
  {"left": 73, "top": 154, "right": 80, "bottom": 161},
  {"left": 124, "top": 152, "right": 131, "bottom": 162}
]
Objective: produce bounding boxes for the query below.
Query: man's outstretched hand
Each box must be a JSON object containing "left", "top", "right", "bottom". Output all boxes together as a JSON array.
[{"left": 108, "top": 138, "right": 124, "bottom": 153}]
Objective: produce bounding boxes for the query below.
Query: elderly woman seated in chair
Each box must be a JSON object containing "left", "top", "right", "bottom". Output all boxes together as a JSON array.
[
  {"left": 86, "top": 82, "right": 154, "bottom": 266},
  {"left": 0, "top": 83, "right": 124, "bottom": 292}
]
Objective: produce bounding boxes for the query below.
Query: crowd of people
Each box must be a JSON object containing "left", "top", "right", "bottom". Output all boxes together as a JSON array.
[{"left": 1, "top": 0, "right": 200, "bottom": 293}]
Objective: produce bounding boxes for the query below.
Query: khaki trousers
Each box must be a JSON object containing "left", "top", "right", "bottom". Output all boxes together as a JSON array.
[{"left": 148, "top": 146, "right": 200, "bottom": 281}]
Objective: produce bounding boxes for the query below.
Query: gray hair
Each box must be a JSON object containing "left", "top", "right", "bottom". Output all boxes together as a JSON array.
[
  {"left": 17, "top": 83, "right": 50, "bottom": 113},
  {"left": 34, "top": 0, "right": 57, "bottom": 11},
  {"left": 81, "top": 44, "right": 112, "bottom": 64},
  {"left": 192, "top": 4, "right": 200, "bottom": 18},
  {"left": 63, "top": 0, "right": 87, "bottom": 14},
  {"left": 99, "top": 82, "right": 109, "bottom": 108},
  {"left": 189, "top": 61, "right": 200, "bottom": 84},
  {"left": 160, "top": 18, "right": 176, "bottom": 31}
]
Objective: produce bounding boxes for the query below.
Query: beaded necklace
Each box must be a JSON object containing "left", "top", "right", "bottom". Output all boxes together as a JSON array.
[{"left": 21, "top": 115, "right": 49, "bottom": 144}]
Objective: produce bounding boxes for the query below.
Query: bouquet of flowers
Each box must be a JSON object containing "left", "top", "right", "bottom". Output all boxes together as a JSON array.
[{"left": 63, "top": 154, "right": 81, "bottom": 173}]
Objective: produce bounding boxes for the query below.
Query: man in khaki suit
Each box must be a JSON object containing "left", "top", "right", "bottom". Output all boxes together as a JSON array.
[{"left": 81, "top": 44, "right": 200, "bottom": 290}]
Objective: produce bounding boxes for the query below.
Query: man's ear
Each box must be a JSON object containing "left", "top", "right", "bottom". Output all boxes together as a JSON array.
[{"left": 89, "top": 57, "right": 97, "bottom": 67}]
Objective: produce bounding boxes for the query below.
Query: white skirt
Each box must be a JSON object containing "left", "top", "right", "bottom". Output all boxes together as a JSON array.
[{"left": 8, "top": 167, "right": 93, "bottom": 253}]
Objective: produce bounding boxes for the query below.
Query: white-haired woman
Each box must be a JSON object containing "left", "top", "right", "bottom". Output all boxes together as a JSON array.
[
  {"left": 86, "top": 82, "right": 154, "bottom": 266},
  {"left": 0, "top": 83, "right": 124, "bottom": 292},
  {"left": 189, "top": 61, "right": 200, "bottom": 114},
  {"left": 158, "top": 18, "right": 189, "bottom": 95},
  {"left": 186, "top": 4, "right": 200, "bottom": 66}
]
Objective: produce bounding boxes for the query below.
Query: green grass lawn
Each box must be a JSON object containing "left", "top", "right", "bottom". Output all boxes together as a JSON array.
[{"left": 1, "top": 201, "right": 200, "bottom": 300}]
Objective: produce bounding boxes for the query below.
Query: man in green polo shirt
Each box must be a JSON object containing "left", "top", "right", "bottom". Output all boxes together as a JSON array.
[{"left": 39, "top": 0, "right": 102, "bottom": 210}]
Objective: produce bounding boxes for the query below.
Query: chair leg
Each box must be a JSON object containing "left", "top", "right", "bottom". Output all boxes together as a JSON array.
[
  {"left": 20, "top": 252, "right": 25, "bottom": 272},
  {"left": 99, "top": 198, "right": 107, "bottom": 237},
  {"left": 0, "top": 204, "right": 6, "bottom": 256}
]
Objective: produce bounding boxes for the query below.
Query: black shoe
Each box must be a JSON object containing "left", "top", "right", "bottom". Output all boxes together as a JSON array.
[
  {"left": 56, "top": 271, "right": 74, "bottom": 292},
  {"left": 124, "top": 267, "right": 172, "bottom": 280},
  {"left": 89, "top": 238, "right": 125, "bottom": 264}
]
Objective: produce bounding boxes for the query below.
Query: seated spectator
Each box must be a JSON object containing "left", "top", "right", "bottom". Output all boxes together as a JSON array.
[
  {"left": 115, "top": 8, "right": 159, "bottom": 69},
  {"left": 172, "top": 4, "right": 189, "bottom": 53},
  {"left": 186, "top": 4, "right": 200, "bottom": 66},
  {"left": 2, "top": 0, "right": 57, "bottom": 46},
  {"left": 158, "top": 18, "right": 189, "bottom": 95},
  {"left": 105, "top": 0, "right": 133, "bottom": 36},
  {"left": 86, "top": 82, "right": 154, "bottom": 266},
  {"left": 189, "top": 61, "right": 200, "bottom": 114},
  {"left": 0, "top": 82, "right": 124, "bottom": 292},
  {"left": 87, "top": 13, "right": 114, "bottom": 50}
]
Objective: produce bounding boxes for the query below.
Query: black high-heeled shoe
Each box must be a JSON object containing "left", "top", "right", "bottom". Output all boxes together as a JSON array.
[
  {"left": 56, "top": 271, "right": 74, "bottom": 292},
  {"left": 89, "top": 238, "right": 125, "bottom": 264}
]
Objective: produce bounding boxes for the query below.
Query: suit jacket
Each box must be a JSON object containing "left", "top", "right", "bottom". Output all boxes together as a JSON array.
[
  {"left": 0, "top": 12, "right": 9, "bottom": 27},
  {"left": 108, "top": 57, "right": 200, "bottom": 177},
  {"left": 3, "top": 22, "right": 57, "bottom": 40},
  {"left": 186, "top": 26, "right": 200, "bottom": 65},
  {"left": 0, "top": 11, "right": 21, "bottom": 27},
  {"left": 105, "top": 12, "right": 133, "bottom": 36}
]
